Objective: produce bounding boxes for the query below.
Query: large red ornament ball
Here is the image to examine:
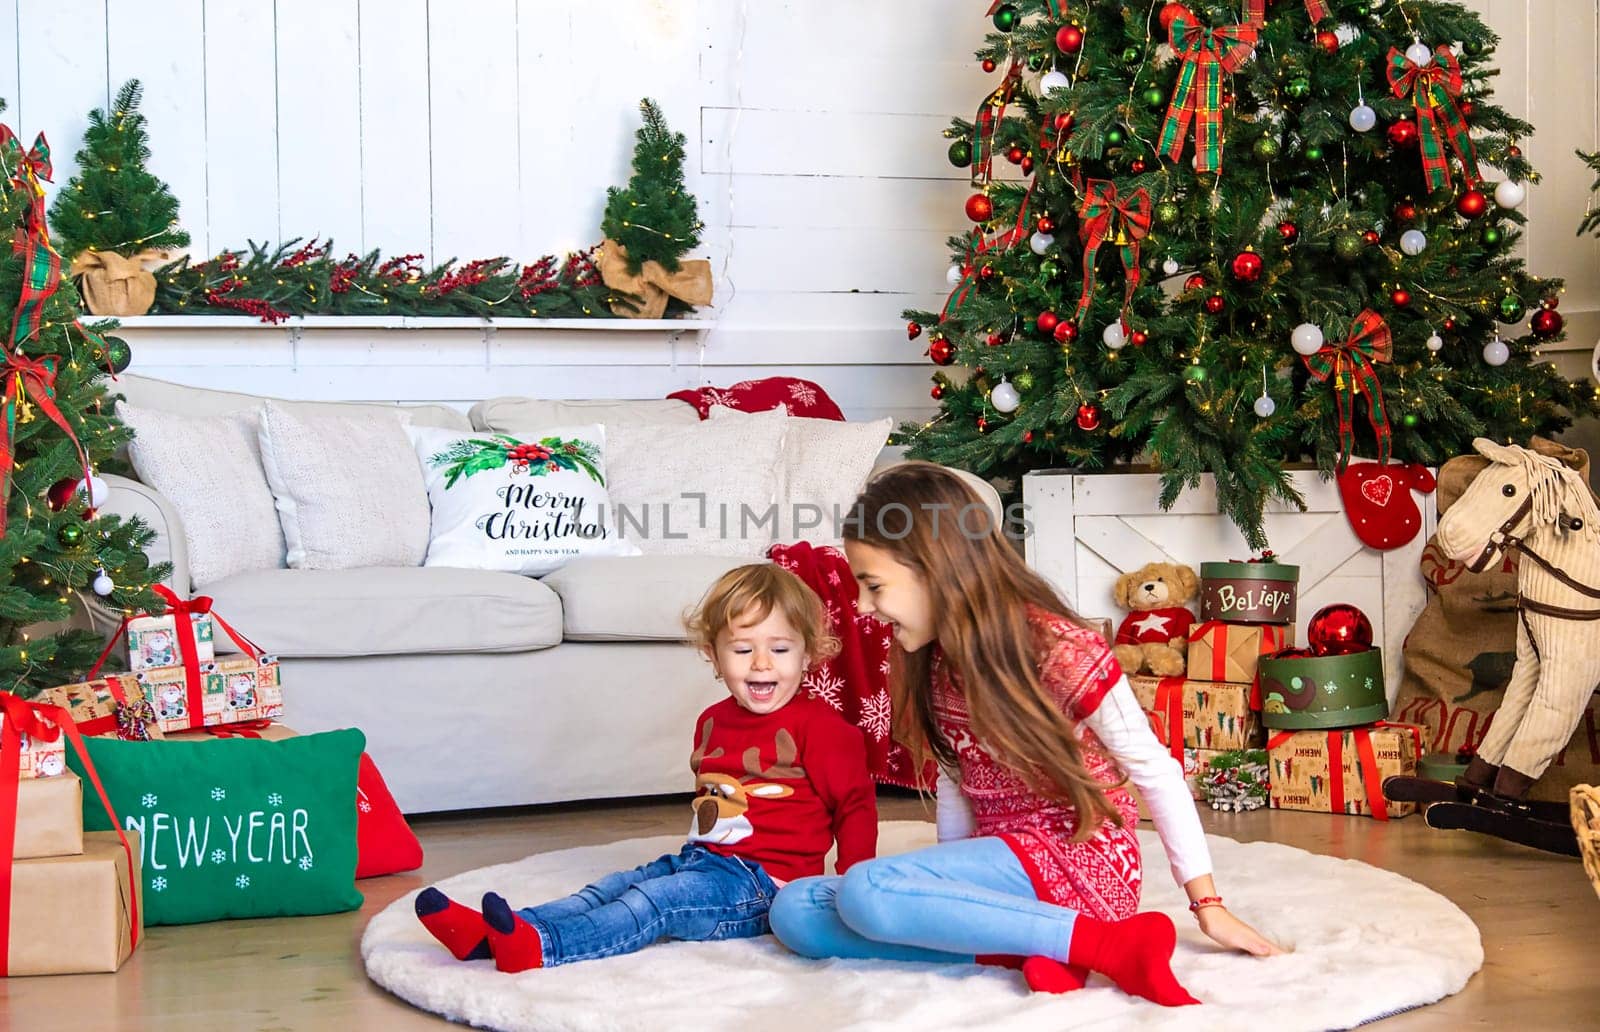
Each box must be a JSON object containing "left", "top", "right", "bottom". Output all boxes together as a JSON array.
[
  {"left": 1230, "top": 250, "right": 1264, "bottom": 284},
  {"left": 1387, "top": 119, "right": 1419, "bottom": 148},
  {"left": 1159, "top": 3, "right": 1188, "bottom": 33},
  {"left": 928, "top": 338, "right": 955, "bottom": 365},
  {"left": 46, "top": 477, "right": 79, "bottom": 512},
  {"left": 1184, "top": 273, "right": 1208, "bottom": 292},
  {"left": 1056, "top": 24, "right": 1084, "bottom": 53},
  {"left": 1456, "top": 188, "right": 1489, "bottom": 219},
  {"left": 964, "top": 193, "right": 994, "bottom": 222},
  {"left": 907, "top": 321, "right": 923, "bottom": 340},
  {"left": 1531, "top": 307, "right": 1564, "bottom": 339},
  {"left": 1203, "top": 294, "right": 1227, "bottom": 314},
  {"left": 1307, "top": 603, "right": 1374, "bottom": 656},
  {"left": 1075, "top": 403, "right": 1101, "bottom": 431},
  {"left": 1391, "top": 287, "right": 1412, "bottom": 306},
  {"left": 1005, "top": 145, "right": 1026, "bottom": 165},
  {"left": 981, "top": 58, "right": 998, "bottom": 73},
  {"left": 1315, "top": 29, "right": 1340, "bottom": 54},
  {"left": 1036, "top": 310, "right": 1061, "bottom": 333},
  {"left": 1278, "top": 221, "right": 1300, "bottom": 244},
  {"left": 1053, "top": 320, "right": 1078, "bottom": 343}
]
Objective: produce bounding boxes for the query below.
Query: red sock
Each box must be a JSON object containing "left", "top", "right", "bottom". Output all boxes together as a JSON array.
[
  {"left": 976, "top": 954, "right": 1025, "bottom": 970},
  {"left": 1021, "top": 956, "right": 1089, "bottom": 994},
  {"left": 482, "top": 891, "right": 544, "bottom": 973},
  {"left": 1066, "top": 912, "right": 1198, "bottom": 1007},
  {"left": 414, "top": 887, "right": 490, "bottom": 961}
]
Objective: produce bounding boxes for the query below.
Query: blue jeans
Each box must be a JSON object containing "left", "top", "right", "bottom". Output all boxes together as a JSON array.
[
  {"left": 515, "top": 844, "right": 778, "bottom": 966},
  {"left": 769, "top": 836, "right": 1079, "bottom": 963}
]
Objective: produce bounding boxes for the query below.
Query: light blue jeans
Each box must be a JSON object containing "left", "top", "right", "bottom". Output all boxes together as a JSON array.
[{"left": 768, "top": 836, "right": 1079, "bottom": 963}]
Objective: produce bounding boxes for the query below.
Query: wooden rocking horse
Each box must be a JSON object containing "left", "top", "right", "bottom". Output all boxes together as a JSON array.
[{"left": 1384, "top": 438, "right": 1600, "bottom": 854}]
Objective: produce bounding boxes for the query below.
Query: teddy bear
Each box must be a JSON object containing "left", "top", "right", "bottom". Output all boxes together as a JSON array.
[{"left": 1111, "top": 561, "right": 1199, "bottom": 677}]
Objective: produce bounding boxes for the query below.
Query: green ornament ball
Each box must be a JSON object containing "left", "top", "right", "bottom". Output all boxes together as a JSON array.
[
  {"left": 992, "top": 4, "right": 1018, "bottom": 31},
  {"left": 1463, "top": 38, "right": 1486, "bottom": 56},
  {"left": 1183, "top": 365, "right": 1209, "bottom": 382},
  {"left": 57, "top": 523, "right": 83, "bottom": 548},
  {"left": 947, "top": 140, "right": 973, "bottom": 168},
  {"left": 1028, "top": 53, "right": 1046, "bottom": 71},
  {"left": 1143, "top": 86, "right": 1167, "bottom": 110},
  {"left": 1015, "top": 372, "right": 1035, "bottom": 392},
  {"left": 107, "top": 336, "right": 133, "bottom": 374},
  {"left": 1304, "top": 143, "right": 1324, "bottom": 161},
  {"left": 1156, "top": 200, "right": 1181, "bottom": 224},
  {"left": 1122, "top": 46, "right": 1143, "bottom": 65},
  {"left": 1285, "top": 76, "right": 1312, "bottom": 100},
  {"left": 1253, "top": 136, "right": 1281, "bottom": 161},
  {"left": 1481, "top": 226, "right": 1504, "bottom": 246},
  {"left": 1498, "top": 294, "right": 1526, "bottom": 323},
  {"left": 1402, "top": 412, "right": 1420, "bottom": 428},
  {"left": 1106, "top": 126, "right": 1126, "bottom": 147},
  {"left": 1334, "top": 231, "right": 1365, "bottom": 261}
]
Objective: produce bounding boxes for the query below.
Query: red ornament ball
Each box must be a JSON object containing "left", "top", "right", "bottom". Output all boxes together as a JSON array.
[
  {"left": 985, "top": 333, "right": 1003, "bottom": 347},
  {"left": 1393, "top": 200, "right": 1418, "bottom": 222},
  {"left": 1307, "top": 603, "right": 1374, "bottom": 656},
  {"left": 1391, "top": 287, "right": 1412, "bottom": 306},
  {"left": 1023, "top": 430, "right": 1034, "bottom": 443},
  {"left": 1005, "top": 145, "right": 1026, "bottom": 165},
  {"left": 977, "top": 416, "right": 988, "bottom": 432},
  {"left": 46, "top": 477, "right": 79, "bottom": 512},
  {"left": 1443, "top": 316, "right": 1458, "bottom": 331},
  {"left": 1037, "top": 215, "right": 1057, "bottom": 234},
  {"left": 907, "top": 321, "right": 923, "bottom": 340},
  {"left": 1159, "top": 3, "right": 1188, "bottom": 33},
  {"left": 1456, "top": 188, "right": 1489, "bottom": 219},
  {"left": 1278, "top": 221, "right": 1299, "bottom": 244},
  {"left": 1507, "top": 145, "right": 1522, "bottom": 158},
  {"left": 1184, "top": 273, "right": 1208, "bottom": 292},
  {"left": 1036, "top": 310, "right": 1060, "bottom": 334},
  {"left": 1053, "top": 320, "right": 1078, "bottom": 343},
  {"left": 1203, "top": 294, "right": 1227, "bottom": 314},
  {"left": 1543, "top": 295, "right": 1560, "bottom": 310},
  {"left": 928, "top": 338, "right": 955, "bottom": 365},
  {"left": 1130, "top": 158, "right": 1148, "bottom": 174},
  {"left": 1055, "top": 24, "right": 1084, "bottom": 53},
  {"left": 1230, "top": 250, "right": 1264, "bottom": 284},
  {"left": 981, "top": 58, "right": 998, "bottom": 73},
  {"left": 1362, "top": 229, "right": 1381, "bottom": 245},
  {"left": 977, "top": 263, "right": 997, "bottom": 282},
  {"left": 1315, "top": 29, "right": 1339, "bottom": 54},
  {"left": 930, "top": 384, "right": 944, "bottom": 400},
  {"left": 1459, "top": 100, "right": 1475, "bottom": 118},
  {"left": 1053, "top": 112, "right": 1074, "bottom": 133},
  {"left": 964, "top": 193, "right": 994, "bottom": 222},
  {"left": 1387, "top": 119, "right": 1419, "bottom": 148},
  {"left": 1075, "top": 403, "right": 1101, "bottom": 431},
  {"left": 1020, "top": 155, "right": 1035, "bottom": 175},
  {"left": 1131, "top": 329, "right": 1149, "bottom": 347},
  {"left": 1531, "top": 307, "right": 1564, "bottom": 339}
]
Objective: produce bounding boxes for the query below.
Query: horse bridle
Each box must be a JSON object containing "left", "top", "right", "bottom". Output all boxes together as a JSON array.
[{"left": 1470, "top": 495, "right": 1600, "bottom": 628}]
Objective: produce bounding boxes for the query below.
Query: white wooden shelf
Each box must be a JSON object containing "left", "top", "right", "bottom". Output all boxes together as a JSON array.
[{"left": 102, "top": 315, "right": 716, "bottom": 332}]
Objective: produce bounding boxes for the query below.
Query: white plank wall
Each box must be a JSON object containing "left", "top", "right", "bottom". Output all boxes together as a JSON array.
[{"left": 1, "top": 0, "right": 1596, "bottom": 424}]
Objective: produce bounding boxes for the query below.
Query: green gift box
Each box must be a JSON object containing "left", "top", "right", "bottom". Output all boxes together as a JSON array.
[
  {"left": 1199, "top": 560, "right": 1299, "bottom": 625},
  {"left": 1257, "top": 648, "right": 1388, "bottom": 730}
]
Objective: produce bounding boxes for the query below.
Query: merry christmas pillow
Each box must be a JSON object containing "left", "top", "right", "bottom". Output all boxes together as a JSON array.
[
  {"left": 407, "top": 424, "right": 638, "bottom": 576},
  {"left": 70, "top": 729, "right": 365, "bottom": 926}
]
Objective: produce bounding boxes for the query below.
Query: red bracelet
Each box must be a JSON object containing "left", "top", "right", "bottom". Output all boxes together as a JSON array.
[{"left": 1187, "top": 895, "right": 1224, "bottom": 912}]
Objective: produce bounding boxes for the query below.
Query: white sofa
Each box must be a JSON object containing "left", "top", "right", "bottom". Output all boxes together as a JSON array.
[{"left": 98, "top": 375, "right": 1001, "bottom": 814}]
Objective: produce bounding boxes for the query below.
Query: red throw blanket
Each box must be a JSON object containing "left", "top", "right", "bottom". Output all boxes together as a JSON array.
[
  {"left": 768, "top": 541, "right": 936, "bottom": 789},
  {"left": 669, "top": 377, "right": 845, "bottom": 421}
]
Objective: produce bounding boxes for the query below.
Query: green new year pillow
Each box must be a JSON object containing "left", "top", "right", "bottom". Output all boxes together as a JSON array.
[{"left": 70, "top": 728, "right": 365, "bottom": 925}]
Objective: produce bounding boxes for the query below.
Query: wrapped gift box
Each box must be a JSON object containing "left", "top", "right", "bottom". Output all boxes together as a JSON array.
[
  {"left": 1267, "top": 723, "right": 1423, "bottom": 818},
  {"left": 7, "top": 718, "right": 66, "bottom": 780},
  {"left": 13, "top": 770, "right": 84, "bottom": 860},
  {"left": 1199, "top": 559, "right": 1299, "bottom": 625},
  {"left": 126, "top": 611, "right": 215, "bottom": 672},
  {"left": 34, "top": 675, "right": 163, "bottom": 741},
  {"left": 1129, "top": 675, "right": 1264, "bottom": 753},
  {"left": 1186, "top": 622, "right": 1292, "bottom": 685},
  {"left": 6, "top": 830, "right": 141, "bottom": 975},
  {"left": 138, "top": 655, "right": 283, "bottom": 734}
]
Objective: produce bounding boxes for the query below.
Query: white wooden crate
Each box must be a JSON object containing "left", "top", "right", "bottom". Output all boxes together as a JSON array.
[{"left": 1021, "top": 468, "right": 1435, "bottom": 702}]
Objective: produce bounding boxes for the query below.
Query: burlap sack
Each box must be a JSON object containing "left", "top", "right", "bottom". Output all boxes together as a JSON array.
[
  {"left": 1390, "top": 437, "right": 1599, "bottom": 802},
  {"left": 69, "top": 249, "right": 161, "bottom": 316},
  {"left": 595, "top": 238, "right": 712, "bottom": 319}
]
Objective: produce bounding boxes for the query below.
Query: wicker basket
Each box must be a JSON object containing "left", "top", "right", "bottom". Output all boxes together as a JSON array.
[{"left": 1572, "top": 785, "right": 1600, "bottom": 901}]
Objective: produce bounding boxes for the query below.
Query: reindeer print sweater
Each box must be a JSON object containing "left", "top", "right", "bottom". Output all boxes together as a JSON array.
[{"left": 688, "top": 695, "right": 878, "bottom": 883}]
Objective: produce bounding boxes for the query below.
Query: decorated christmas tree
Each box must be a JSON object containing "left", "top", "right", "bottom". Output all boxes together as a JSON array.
[
  {"left": 601, "top": 98, "right": 703, "bottom": 274},
  {"left": 904, "top": 0, "right": 1596, "bottom": 547},
  {"left": 0, "top": 108, "right": 167, "bottom": 696}
]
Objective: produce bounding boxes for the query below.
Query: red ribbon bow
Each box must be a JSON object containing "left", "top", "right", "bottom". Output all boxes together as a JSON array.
[
  {"left": 0, "top": 352, "right": 93, "bottom": 538},
  {"left": 0, "top": 126, "right": 53, "bottom": 232},
  {"left": 1075, "top": 179, "right": 1152, "bottom": 326},
  {"left": 1302, "top": 308, "right": 1393, "bottom": 470},
  {"left": 1386, "top": 45, "right": 1481, "bottom": 192},
  {"left": 1158, "top": 10, "right": 1258, "bottom": 173}
]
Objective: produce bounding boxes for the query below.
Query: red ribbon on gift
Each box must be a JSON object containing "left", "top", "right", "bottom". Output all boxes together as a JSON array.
[
  {"left": 1190, "top": 621, "right": 1286, "bottom": 683},
  {"left": 1267, "top": 726, "right": 1394, "bottom": 820},
  {"left": 1303, "top": 308, "right": 1393, "bottom": 470},
  {"left": 1153, "top": 675, "right": 1186, "bottom": 763},
  {"left": 0, "top": 691, "right": 140, "bottom": 973},
  {"left": 66, "top": 674, "right": 139, "bottom": 738}
]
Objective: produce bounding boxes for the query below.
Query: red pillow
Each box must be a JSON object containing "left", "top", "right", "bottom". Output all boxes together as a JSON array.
[
  {"left": 355, "top": 752, "right": 423, "bottom": 879},
  {"left": 668, "top": 377, "right": 845, "bottom": 420}
]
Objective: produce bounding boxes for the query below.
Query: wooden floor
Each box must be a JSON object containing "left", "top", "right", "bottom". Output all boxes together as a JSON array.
[{"left": 4, "top": 795, "right": 1595, "bottom": 1030}]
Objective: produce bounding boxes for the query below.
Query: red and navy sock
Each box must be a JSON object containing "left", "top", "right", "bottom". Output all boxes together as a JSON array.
[
  {"left": 1066, "top": 912, "right": 1197, "bottom": 1007},
  {"left": 482, "top": 891, "right": 545, "bottom": 973},
  {"left": 414, "top": 887, "right": 491, "bottom": 961}
]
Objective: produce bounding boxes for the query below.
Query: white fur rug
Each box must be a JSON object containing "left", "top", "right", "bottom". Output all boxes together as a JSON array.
[{"left": 362, "top": 821, "right": 1481, "bottom": 1032}]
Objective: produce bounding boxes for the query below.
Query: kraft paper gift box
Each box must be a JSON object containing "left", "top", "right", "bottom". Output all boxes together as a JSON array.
[
  {"left": 13, "top": 771, "right": 84, "bottom": 860},
  {"left": 1266, "top": 723, "right": 1423, "bottom": 819},
  {"left": 5, "top": 830, "right": 141, "bottom": 976},
  {"left": 33, "top": 675, "right": 164, "bottom": 741},
  {"left": 126, "top": 610, "right": 216, "bottom": 672},
  {"left": 1186, "top": 622, "right": 1293, "bottom": 686},
  {"left": 139, "top": 656, "right": 283, "bottom": 734},
  {"left": 1128, "top": 675, "right": 1264, "bottom": 753}
]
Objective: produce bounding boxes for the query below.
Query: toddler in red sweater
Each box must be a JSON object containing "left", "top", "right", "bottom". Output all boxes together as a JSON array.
[{"left": 415, "top": 562, "right": 878, "bottom": 971}]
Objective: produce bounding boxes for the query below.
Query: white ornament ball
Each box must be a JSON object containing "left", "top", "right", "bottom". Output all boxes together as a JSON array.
[
  {"left": 1483, "top": 338, "right": 1510, "bottom": 366},
  {"left": 1040, "top": 70, "right": 1071, "bottom": 95},
  {"left": 1494, "top": 180, "right": 1526, "bottom": 210},
  {"left": 1162, "top": 258, "right": 1181, "bottom": 276},
  {"left": 990, "top": 379, "right": 1021, "bottom": 413},
  {"left": 1405, "top": 41, "right": 1434, "bottom": 66},
  {"left": 1400, "top": 229, "right": 1428, "bottom": 256},
  {"left": 1101, "top": 322, "right": 1127, "bottom": 350},
  {"left": 946, "top": 264, "right": 964, "bottom": 286},
  {"left": 77, "top": 475, "right": 110, "bottom": 507},
  {"left": 1253, "top": 394, "right": 1277, "bottom": 418},
  {"left": 1348, "top": 104, "right": 1377, "bottom": 133},
  {"left": 1030, "top": 231, "right": 1055, "bottom": 254},
  {"left": 1426, "top": 333, "right": 1444, "bottom": 353},
  {"left": 92, "top": 570, "right": 115, "bottom": 596},
  {"left": 1291, "top": 323, "right": 1325, "bottom": 356}
]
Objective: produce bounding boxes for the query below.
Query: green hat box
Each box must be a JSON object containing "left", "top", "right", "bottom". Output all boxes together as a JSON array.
[
  {"left": 1200, "top": 560, "right": 1299, "bottom": 625},
  {"left": 1418, "top": 751, "right": 1473, "bottom": 782},
  {"left": 1257, "top": 648, "right": 1388, "bottom": 730}
]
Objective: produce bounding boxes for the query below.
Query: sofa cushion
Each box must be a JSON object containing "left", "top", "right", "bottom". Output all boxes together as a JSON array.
[
  {"left": 113, "top": 374, "right": 471, "bottom": 431},
  {"left": 541, "top": 555, "right": 760, "bottom": 641},
  {"left": 471, "top": 396, "right": 699, "bottom": 433},
  {"left": 199, "top": 567, "right": 562, "bottom": 657}
]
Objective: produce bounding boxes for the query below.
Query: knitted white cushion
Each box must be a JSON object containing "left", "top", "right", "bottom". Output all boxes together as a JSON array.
[
  {"left": 116, "top": 402, "right": 286, "bottom": 588},
  {"left": 257, "top": 401, "right": 431, "bottom": 570}
]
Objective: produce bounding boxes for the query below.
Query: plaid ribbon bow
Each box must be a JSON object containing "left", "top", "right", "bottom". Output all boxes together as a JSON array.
[
  {"left": 1075, "top": 179, "right": 1151, "bottom": 326},
  {"left": 0, "top": 352, "right": 94, "bottom": 537},
  {"left": 970, "top": 60, "right": 1023, "bottom": 186},
  {"left": 1159, "top": 8, "right": 1257, "bottom": 173},
  {"left": 1302, "top": 309, "right": 1394, "bottom": 469},
  {"left": 0, "top": 126, "right": 53, "bottom": 234},
  {"left": 1386, "top": 45, "right": 1481, "bottom": 191},
  {"left": 1245, "top": 0, "right": 1331, "bottom": 26}
]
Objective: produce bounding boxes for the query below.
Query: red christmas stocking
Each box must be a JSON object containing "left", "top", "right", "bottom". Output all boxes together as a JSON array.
[{"left": 1338, "top": 462, "right": 1437, "bottom": 550}]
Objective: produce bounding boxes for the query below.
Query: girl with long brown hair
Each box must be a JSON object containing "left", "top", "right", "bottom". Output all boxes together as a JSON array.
[{"left": 768, "top": 462, "right": 1280, "bottom": 1006}]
